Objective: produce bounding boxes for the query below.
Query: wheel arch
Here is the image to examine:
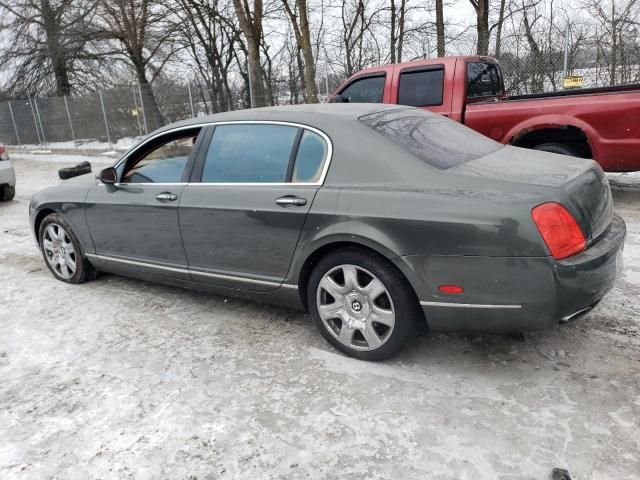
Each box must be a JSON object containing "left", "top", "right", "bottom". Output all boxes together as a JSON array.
[
  {"left": 293, "top": 236, "right": 421, "bottom": 313},
  {"left": 33, "top": 208, "right": 57, "bottom": 245},
  {"left": 505, "top": 115, "right": 600, "bottom": 160}
]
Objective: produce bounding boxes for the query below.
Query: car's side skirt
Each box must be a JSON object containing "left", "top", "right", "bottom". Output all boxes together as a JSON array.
[{"left": 85, "top": 253, "right": 299, "bottom": 290}]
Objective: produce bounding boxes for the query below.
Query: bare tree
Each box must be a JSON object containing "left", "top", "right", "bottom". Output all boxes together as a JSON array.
[
  {"left": 172, "top": 0, "right": 240, "bottom": 112},
  {"left": 233, "top": 0, "right": 268, "bottom": 106},
  {"left": 0, "top": 0, "right": 107, "bottom": 95},
  {"left": 97, "top": 0, "right": 178, "bottom": 129},
  {"left": 281, "top": 0, "right": 319, "bottom": 102},
  {"left": 469, "top": 0, "right": 490, "bottom": 55}
]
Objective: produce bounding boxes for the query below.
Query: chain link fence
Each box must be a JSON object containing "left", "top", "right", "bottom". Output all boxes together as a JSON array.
[{"left": 0, "top": 82, "right": 201, "bottom": 150}]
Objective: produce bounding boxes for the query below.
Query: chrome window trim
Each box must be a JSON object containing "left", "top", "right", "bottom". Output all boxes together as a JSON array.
[
  {"left": 85, "top": 253, "right": 298, "bottom": 289},
  {"left": 109, "top": 120, "right": 333, "bottom": 187},
  {"left": 420, "top": 301, "right": 522, "bottom": 309}
]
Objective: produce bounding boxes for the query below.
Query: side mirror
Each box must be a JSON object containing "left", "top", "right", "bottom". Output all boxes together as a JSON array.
[
  {"left": 328, "top": 94, "right": 346, "bottom": 103},
  {"left": 98, "top": 167, "right": 117, "bottom": 184}
]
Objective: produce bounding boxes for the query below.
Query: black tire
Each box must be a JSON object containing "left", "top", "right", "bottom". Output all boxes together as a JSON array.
[
  {"left": 1, "top": 184, "right": 15, "bottom": 201},
  {"left": 307, "top": 248, "right": 420, "bottom": 361},
  {"left": 533, "top": 142, "right": 578, "bottom": 157},
  {"left": 39, "top": 212, "right": 97, "bottom": 284}
]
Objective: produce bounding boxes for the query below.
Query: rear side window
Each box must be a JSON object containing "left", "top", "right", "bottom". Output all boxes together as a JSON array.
[
  {"left": 360, "top": 109, "right": 502, "bottom": 170},
  {"left": 292, "top": 131, "right": 327, "bottom": 183},
  {"left": 339, "top": 75, "right": 385, "bottom": 103},
  {"left": 202, "top": 124, "right": 298, "bottom": 183},
  {"left": 467, "top": 62, "right": 504, "bottom": 98},
  {"left": 398, "top": 68, "right": 444, "bottom": 107}
]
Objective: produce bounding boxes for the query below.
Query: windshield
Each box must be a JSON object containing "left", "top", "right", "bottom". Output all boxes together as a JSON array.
[{"left": 359, "top": 108, "right": 503, "bottom": 170}]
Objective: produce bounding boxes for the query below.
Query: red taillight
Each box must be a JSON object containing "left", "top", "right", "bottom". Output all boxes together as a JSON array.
[
  {"left": 0, "top": 145, "right": 5, "bottom": 155},
  {"left": 531, "top": 202, "right": 586, "bottom": 260}
]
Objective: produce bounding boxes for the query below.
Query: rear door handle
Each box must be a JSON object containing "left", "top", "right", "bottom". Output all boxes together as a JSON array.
[
  {"left": 276, "top": 196, "right": 307, "bottom": 207},
  {"left": 155, "top": 192, "right": 178, "bottom": 202}
]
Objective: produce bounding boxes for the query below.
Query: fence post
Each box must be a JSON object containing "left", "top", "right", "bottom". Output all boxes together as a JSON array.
[
  {"left": 132, "top": 84, "right": 142, "bottom": 137},
  {"left": 137, "top": 80, "right": 148, "bottom": 134},
  {"left": 63, "top": 95, "right": 77, "bottom": 147},
  {"left": 33, "top": 96, "right": 47, "bottom": 146},
  {"left": 98, "top": 91, "right": 112, "bottom": 147},
  {"left": 28, "top": 95, "right": 42, "bottom": 145},
  {"left": 187, "top": 81, "right": 195, "bottom": 118},
  {"left": 7, "top": 101, "right": 21, "bottom": 147}
]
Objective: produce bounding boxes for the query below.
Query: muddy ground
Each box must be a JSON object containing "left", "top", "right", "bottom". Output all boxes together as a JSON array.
[{"left": 1, "top": 153, "right": 639, "bottom": 480}]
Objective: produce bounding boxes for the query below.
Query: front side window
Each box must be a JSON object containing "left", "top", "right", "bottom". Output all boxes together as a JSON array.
[
  {"left": 467, "top": 62, "right": 504, "bottom": 98},
  {"left": 398, "top": 68, "right": 444, "bottom": 107},
  {"left": 339, "top": 75, "right": 385, "bottom": 103},
  {"left": 292, "top": 131, "right": 328, "bottom": 183},
  {"left": 360, "top": 108, "right": 502, "bottom": 170},
  {"left": 122, "top": 130, "right": 200, "bottom": 183},
  {"left": 202, "top": 124, "right": 298, "bottom": 183}
]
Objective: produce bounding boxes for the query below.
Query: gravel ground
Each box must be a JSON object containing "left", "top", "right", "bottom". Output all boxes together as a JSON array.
[{"left": 1, "top": 153, "right": 639, "bottom": 480}]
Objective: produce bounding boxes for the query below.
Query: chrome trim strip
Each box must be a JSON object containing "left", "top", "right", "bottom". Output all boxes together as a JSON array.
[
  {"left": 419, "top": 301, "right": 522, "bottom": 309},
  {"left": 111, "top": 120, "right": 333, "bottom": 187},
  {"left": 85, "top": 253, "right": 294, "bottom": 288},
  {"left": 189, "top": 268, "right": 281, "bottom": 287}
]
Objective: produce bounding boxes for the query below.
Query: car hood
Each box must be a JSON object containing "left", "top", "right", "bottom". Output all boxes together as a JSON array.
[{"left": 448, "top": 145, "right": 595, "bottom": 187}]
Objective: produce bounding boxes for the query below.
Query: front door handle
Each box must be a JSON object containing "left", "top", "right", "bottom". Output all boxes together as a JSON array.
[
  {"left": 276, "top": 196, "right": 307, "bottom": 207},
  {"left": 155, "top": 192, "right": 178, "bottom": 202}
]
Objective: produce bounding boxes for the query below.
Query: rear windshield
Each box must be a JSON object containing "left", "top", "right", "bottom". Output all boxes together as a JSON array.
[
  {"left": 467, "top": 62, "right": 504, "bottom": 98},
  {"left": 359, "top": 109, "right": 502, "bottom": 170}
]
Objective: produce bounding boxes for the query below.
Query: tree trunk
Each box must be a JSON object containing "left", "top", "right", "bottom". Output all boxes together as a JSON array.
[
  {"left": 436, "top": 0, "right": 445, "bottom": 57},
  {"left": 494, "top": 0, "right": 506, "bottom": 57},
  {"left": 40, "top": 0, "right": 71, "bottom": 95},
  {"left": 233, "top": 0, "right": 268, "bottom": 107},
  {"left": 470, "top": 0, "right": 490, "bottom": 56},
  {"left": 134, "top": 63, "right": 164, "bottom": 130}
]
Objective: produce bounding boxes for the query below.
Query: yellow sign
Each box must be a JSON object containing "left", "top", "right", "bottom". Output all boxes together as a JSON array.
[
  {"left": 132, "top": 108, "right": 138, "bottom": 116},
  {"left": 563, "top": 75, "right": 583, "bottom": 89}
]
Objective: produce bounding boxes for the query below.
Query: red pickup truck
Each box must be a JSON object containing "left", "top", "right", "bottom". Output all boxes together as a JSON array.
[{"left": 330, "top": 56, "right": 640, "bottom": 172}]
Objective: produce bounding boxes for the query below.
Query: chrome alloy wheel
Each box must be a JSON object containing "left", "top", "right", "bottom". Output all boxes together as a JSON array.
[
  {"left": 42, "top": 223, "right": 77, "bottom": 279},
  {"left": 316, "top": 264, "right": 396, "bottom": 351}
]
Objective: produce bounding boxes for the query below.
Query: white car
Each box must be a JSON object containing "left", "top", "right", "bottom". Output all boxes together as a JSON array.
[{"left": 0, "top": 144, "right": 16, "bottom": 201}]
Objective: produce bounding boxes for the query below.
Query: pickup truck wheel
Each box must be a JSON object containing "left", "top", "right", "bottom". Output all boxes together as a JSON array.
[
  {"left": 533, "top": 143, "right": 578, "bottom": 157},
  {"left": 1, "top": 185, "right": 15, "bottom": 201}
]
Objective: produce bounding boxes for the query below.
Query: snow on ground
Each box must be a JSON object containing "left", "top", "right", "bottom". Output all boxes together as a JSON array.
[
  {"left": 1, "top": 154, "right": 640, "bottom": 480},
  {"left": 5, "top": 137, "right": 140, "bottom": 153}
]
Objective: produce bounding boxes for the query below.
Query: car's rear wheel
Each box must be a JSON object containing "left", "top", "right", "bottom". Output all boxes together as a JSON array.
[
  {"left": 533, "top": 142, "right": 578, "bottom": 157},
  {"left": 1, "top": 185, "right": 15, "bottom": 201},
  {"left": 307, "top": 248, "right": 418, "bottom": 361},
  {"left": 39, "top": 213, "right": 96, "bottom": 284}
]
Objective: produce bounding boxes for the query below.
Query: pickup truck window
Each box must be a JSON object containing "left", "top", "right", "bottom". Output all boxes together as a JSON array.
[
  {"left": 339, "top": 75, "right": 385, "bottom": 102},
  {"left": 398, "top": 68, "right": 444, "bottom": 107},
  {"left": 467, "top": 62, "right": 504, "bottom": 98},
  {"left": 360, "top": 108, "right": 502, "bottom": 170}
]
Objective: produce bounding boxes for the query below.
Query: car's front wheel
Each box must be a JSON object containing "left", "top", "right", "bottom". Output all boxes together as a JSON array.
[
  {"left": 308, "top": 248, "right": 419, "bottom": 361},
  {"left": 39, "top": 213, "right": 96, "bottom": 284}
]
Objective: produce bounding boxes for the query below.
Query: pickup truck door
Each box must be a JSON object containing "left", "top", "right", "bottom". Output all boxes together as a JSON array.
[{"left": 389, "top": 63, "right": 455, "bottom": 118}]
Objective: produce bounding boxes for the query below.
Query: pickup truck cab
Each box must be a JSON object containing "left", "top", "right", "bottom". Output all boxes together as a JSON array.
[{"left": 330, "top": 56, "right": 640, "bottom": 172}]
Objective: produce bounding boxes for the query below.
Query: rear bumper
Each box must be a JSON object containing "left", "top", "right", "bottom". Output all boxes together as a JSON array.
[{"left": 396, "top": 214, "right": 626, "bottom": 332}]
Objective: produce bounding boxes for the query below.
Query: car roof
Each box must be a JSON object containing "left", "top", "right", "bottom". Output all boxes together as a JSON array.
[{"left": 155, "top": 103, "right": 415, "bottom": 134}]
